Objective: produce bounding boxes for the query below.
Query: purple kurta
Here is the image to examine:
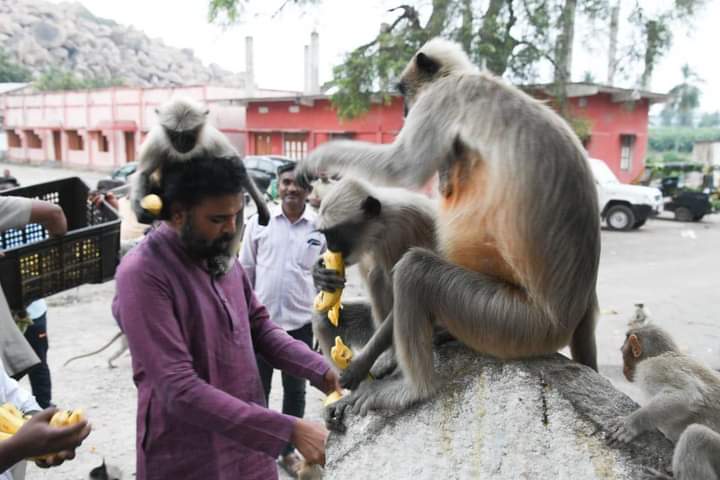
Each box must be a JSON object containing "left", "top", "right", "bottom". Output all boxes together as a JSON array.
[{"left": 112, "top": 223, "right": 330, "bottom": 480}]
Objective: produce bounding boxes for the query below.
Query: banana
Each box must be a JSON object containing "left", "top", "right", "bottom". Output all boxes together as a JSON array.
[
  {"left": 323, "top": 390, "right": 343, "bottom": 406},
  {"left": 140, "top": 194, "right": 163, "bottom": 216},
  {"left": 1, "top": 403, "right": 24, "bottom": 420},
  {"left": 67, "top": 409, "right": 85, "bottom": 425},
  {"left": 314, "top": 251, "right": 345, "bottom": 326},
  {"left": 330, "top": 336, "right": 353, "bottom": 370},
  {"left": 0, "top": 431, "right": 11, "bottom": 441},
  {"left": 0, "top": 405, "right": 25, "bottom": 434}
]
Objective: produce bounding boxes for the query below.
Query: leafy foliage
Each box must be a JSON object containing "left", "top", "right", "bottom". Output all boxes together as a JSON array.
[
  {"left": 0, "top": 49, "right": 32, "bottom": 82},
  {"left": 661, "top": 64, "right": 702, "bottom": 127},
  {"left": 33, "top": 68, "right": 125, "bottom": 92},
  {"left": 648, "top": 127, "right": 720, "bottom": 154}
]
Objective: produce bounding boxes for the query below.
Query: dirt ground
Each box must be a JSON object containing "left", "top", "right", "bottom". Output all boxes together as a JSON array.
[{"left": 3, "top": 162, "right": 719, "bottom": 479}]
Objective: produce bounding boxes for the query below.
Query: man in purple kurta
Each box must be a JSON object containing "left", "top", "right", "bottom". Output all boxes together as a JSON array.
[{"left": 112, "top": 155, "right": 338, "bottom": 480}]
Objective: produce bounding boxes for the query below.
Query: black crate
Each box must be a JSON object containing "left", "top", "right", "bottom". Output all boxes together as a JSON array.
[{"left": 0, "top": 177, "right": 121, "bottom": 310}]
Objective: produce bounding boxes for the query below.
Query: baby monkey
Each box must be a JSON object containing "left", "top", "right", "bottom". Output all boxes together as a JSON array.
[{"left": 608, "top": 324, "right": 720, "bottom": 479}]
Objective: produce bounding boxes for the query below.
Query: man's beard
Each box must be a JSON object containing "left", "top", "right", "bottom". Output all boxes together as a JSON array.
[{"left": 180, "top": 216, "right": 234, "bottom": 277}]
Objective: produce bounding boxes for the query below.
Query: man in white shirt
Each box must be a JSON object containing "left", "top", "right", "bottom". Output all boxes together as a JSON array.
[{"left": 239, "top": 163, "right": 326, "bottom": 476}]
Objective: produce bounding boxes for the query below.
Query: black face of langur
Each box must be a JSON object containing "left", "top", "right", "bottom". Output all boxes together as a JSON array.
[
  {"left": 396, "top": 51, "right": 441, "bottom": 117},
  {"left": 164, "top": 125, "right": 202, "bottom": 154},
  {"left": 319, "top": 196, "right": 381, "bottom": 261}
]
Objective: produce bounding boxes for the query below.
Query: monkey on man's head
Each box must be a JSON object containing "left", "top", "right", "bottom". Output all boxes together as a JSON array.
[
  {"left": 130, "top": 97, "right": 270, "bottom": 273},
  {"left": 296, "top": 37, "right": 600, "bottom": 422},
  {"left": 609, "top": 324, "right": 720, "bottom": 480}
]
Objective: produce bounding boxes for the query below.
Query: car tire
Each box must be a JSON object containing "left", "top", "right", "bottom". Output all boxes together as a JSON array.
[
  {"left": 606, "top": 205, "right": 636, "bottom": 231},
  {"left": 633, "top": 218, "right": 646, "bottom": 229},
  {"left": 674, "top": 207, "right": 693, "bottom": 222},
  {"left": 692, "top": 214, "right": 705, "bottom": 222}
]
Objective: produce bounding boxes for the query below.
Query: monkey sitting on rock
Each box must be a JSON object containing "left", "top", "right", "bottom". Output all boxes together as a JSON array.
[
  {"left": 608, "top": 323, "right": 720, "bottom": 480},
  {"left": 311, "top": 178, "right": 438, "bottom": 409}
]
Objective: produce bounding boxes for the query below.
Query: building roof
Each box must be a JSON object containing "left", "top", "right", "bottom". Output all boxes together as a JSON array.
[
  {"left": 522, "top": 82, "right": 669, "bottom": 104},
  {"left": 243, "top": 82, "right": 669, "bottom": 105},
  {"left": 0, "top": 83, "right": 30, "bottom": 96}
]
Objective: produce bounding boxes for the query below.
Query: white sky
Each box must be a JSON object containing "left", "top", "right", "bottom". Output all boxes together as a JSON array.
[{"left": 46, "top": 0, "right": 720, "bottom": 112}]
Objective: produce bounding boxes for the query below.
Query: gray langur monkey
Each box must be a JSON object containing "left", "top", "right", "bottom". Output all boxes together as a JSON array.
[
  {"left": 608, "top": 324, "right": 720, "bottom": 480},
  {"left": 311, "top": 178, "right": 438, "bottom": 397},
  {"left": 131, "top": 97, "right": 270, "bottom": 228},
  {"left": 295, "top": 37, "right": 600, "bottom": 417}
]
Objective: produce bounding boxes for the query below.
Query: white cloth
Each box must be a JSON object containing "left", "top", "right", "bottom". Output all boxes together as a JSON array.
[
  {"left": 24, "top": 300, "right": 46, "bottom": 320},
  {"left": 0, "top": 367, "right": 41, "bottom": 480},
  {"left": 240, "top": 205, "right": 325, "bottom": 331}
]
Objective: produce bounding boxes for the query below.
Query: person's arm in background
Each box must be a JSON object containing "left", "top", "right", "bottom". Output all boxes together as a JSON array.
[{"left": 29, "top": 200, "right": 66, "bottom": 237}]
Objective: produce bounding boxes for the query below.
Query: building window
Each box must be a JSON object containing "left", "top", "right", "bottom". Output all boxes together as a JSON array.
[
  {"left": 283, "top": 133, "right": 308, "bottom": 160},
  {"left": 330, "top": 132, "right": 354, "bottom": 140},
  {"left": 24, "top": 130, "right": 42, "bottom": 149},
  {"left": 620, "top": 134, "right": 636, "bottom": 171},
  {"left": 288, "top": 105, "right": 300, "bottom": 113},
  {"left": 92, "top": 131, "right": 109, "bottom": 152},
  {"left": 66, "top": 130, "right": 84, "bottom": 151},
  {"left": 7, "top": 130, "right": 22, "bottom": 148}
]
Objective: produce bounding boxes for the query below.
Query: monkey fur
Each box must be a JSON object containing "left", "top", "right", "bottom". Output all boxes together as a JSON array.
[
  {"left": 296, "top": 38, "right": 600, "bottom": 418},
  {"left": 311, "top": 178, "right": 438, "bottom": 397},
  {"left": 130, "top": 98, "right": 270, "bottom": 271},
  {"left": 609, "top": 324, "right": 720, "bottom": 480}
]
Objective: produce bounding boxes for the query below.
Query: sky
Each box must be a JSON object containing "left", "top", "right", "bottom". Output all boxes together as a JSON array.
[{"left": 45, "top": 0, "right": 720, "bottom": 112}]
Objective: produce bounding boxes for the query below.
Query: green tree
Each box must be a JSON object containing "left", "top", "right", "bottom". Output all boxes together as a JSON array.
[
  {"left": 33, "top": 68, "right": 125, "bottom": 92},
  {"left": 0, "top": 49, "right": 32, "bottom": 82},
  {"left": 698, "top": 111, "right": 720, "bottom": 128},
  {"left": 662, "top": 64, "right": 702, "bottom": 127}
]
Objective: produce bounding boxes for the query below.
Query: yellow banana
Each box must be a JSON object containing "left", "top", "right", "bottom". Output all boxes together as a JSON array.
[
  {"left": 0, "top": 431, "right": 12, "bottom": 441},
  {"left": 314, "top": 251, "right": 345, "bottom": 326},
  {"left": 1, "top": 403, "right": 23, "bottom": 420},
  {"left": 140, "top": 194, "right": 163, "bottom": 216},
  {"left": 323, "top": 390, "right": 343, "bottom": 406},
  {"left": 330, "top": 336, "right": 353, "bottom": 370},
  {"left": 0, "top": 406, "right": 25, "bottom": 434},
  {"left": 67, "top": 409, "right": 85, "bottom": 425},
  {"left": 49, "top": 410, "right": 71, "bottom": 428}
]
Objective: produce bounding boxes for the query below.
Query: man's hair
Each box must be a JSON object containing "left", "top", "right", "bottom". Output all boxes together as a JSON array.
[
  {"left": 159, "top": 155, "right": 246, "bottom": 218},
  {"left": 276, "top": 162, "right": 296, "bottom": 178}
]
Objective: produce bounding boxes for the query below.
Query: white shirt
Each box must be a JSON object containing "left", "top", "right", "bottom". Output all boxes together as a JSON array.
[
  {"left": 0, "top": 367, "right": 41, "bottom": 480},
  {"left": 240, "top": 205, "right": 325, "bottom": 331}
]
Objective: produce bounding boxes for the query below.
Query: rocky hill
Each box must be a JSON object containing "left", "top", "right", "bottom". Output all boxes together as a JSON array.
[{"left": 0, "top": 0, "right": 247, "bottom": 87}]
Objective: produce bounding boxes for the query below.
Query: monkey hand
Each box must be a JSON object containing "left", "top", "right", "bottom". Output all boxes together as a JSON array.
[
  {"left": 312, "top": 258, "right": 346, "bottom": 292},
  {"left": 606, "top": 417, "right": 641, "bottom": 446},
  {"left": 339, "top": 354, "right": 372, "bottom": 391},
  {"left": 324, "top": 394, "right": 353, "bottom": 433}
]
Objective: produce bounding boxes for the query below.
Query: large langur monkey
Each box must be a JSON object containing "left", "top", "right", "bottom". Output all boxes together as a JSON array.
[
  {"left": 131, "top": 97, "right": 270, "bottom": 244},
  {"left": 296, "top": 38, "right": 600, "bottom": 418}
]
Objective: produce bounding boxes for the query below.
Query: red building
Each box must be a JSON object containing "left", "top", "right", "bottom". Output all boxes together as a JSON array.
[{"left": 244, "top": 83, "right": 667, "bottom": 183}]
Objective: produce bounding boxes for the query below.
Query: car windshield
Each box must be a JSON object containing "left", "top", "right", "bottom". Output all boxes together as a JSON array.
[{"left": 590, "top": 159, "right": 620, "bottom": 184}]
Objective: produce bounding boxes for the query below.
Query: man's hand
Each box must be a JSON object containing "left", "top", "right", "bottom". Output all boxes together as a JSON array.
[
  {"left": 312, "top": 257, "right": 346, "bottom": 292},
  {"left": 290, "top": 419, "right": 328, "bottom": 466},
  {"left": 29, "top": 200, "right": 67, "bottom": 237},
  {"left": 11, "top": 408, "right": 91, "bottom": 467},
  {"left": 89, "top": 191, "right": 119, "bottom": 210},
  {"left": 321, "top": 368, "right": 342, "bottom": 395}
]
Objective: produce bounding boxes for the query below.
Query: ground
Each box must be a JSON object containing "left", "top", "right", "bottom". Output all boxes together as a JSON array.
[{"left": 2, "top": 162, "right": 718, "bottom": 479}]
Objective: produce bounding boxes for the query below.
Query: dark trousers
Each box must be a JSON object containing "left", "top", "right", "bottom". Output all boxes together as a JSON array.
[
  {"left": 22, "top": 313, "right": 52, "bottom": 408},
  {"left": 256, "top": 323, "right": 313, "bottom": 456}
]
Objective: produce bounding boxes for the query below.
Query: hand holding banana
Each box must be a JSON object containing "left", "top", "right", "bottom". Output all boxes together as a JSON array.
[{"left": 314, "top": 250, "right": 344, "bottom": 326}]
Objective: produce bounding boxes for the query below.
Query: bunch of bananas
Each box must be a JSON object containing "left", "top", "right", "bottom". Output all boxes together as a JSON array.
[
  {"left": 313, "top": 250, "right": 344, "bottom": 327},
  {"left": 0, "top": 403, "right": 85, "bottom": 459}
]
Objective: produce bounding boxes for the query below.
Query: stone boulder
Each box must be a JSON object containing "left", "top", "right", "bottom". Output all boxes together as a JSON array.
[{"left": 325, "top": 343, "right": 672, "bottom": 479}]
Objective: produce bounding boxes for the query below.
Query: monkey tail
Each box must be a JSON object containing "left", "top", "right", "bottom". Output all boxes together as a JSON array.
[
  {"left": 570, "top": 294, "right": 598, "bottom": 371},
  {"left": 63, "top": 332, "right": 124, "bottom": 367}
]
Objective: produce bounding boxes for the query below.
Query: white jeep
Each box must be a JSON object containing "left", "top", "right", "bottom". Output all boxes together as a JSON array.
[{"left": 589, "top": 158, "right": 663, "bottom": 231}]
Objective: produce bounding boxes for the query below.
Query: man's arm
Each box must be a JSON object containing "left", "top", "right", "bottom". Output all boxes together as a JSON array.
[
  {"left": 242, "top": 271, "right": 331, "bottom": 391},
  {"left": 113, "top": 260, "right": 298, "bottom": 457},
  {"left": 238, "top": 216, "right": 258, "bottom": 287},
  {"left": 0, "top": 367, "right": 41, "bottom": 413},
  {"left": 29, "top": 200, "right": 67, "bottom": 237}
]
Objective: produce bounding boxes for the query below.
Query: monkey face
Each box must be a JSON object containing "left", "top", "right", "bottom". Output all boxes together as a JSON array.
[
  {"left": 165, "top": 126, "right": 200, "bottom": 154},
  {"left": 397, "top": 50, "right": 441, "bottom": 115},
  {"left": 319, "top": 221, "right": 365, "bottom": 263}
]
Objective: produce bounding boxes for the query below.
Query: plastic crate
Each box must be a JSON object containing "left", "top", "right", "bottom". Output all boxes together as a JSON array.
[{"left": 0, "top": 177, "right": 121, "bottom": 310}]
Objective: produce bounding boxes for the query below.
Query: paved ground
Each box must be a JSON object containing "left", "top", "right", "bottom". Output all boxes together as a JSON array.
[{"left": 3, "top": 162, "right": 719, "bottom": 479}]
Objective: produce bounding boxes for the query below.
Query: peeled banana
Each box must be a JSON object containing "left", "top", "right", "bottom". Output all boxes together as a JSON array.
[
  {"left": 314, "top": 250, "right": 345, "bottom": 327},
  {"left": 330, "top": 336, "right": 353, "bottom": 370}
]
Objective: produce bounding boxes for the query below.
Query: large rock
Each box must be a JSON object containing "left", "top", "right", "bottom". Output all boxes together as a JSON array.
[{"left": 326, "top": 343, "right": 672, "bottom": 479}]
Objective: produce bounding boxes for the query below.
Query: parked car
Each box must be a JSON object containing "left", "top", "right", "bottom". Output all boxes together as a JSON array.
[
  {"left": 96, "top": 162, "right": 138, "bottom": 192},
  {"left": 590, "top": 158, "right": 663, "bottom": 231},
  {"left": 243, "top": 155, "right": 295, "bottom": 193},
  {"left": 659, "top": 176, "right": 712, "bottom": 222}
]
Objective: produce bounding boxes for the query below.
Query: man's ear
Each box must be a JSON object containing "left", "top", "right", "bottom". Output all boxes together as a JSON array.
[
  {"left": 416, "top": 52, "right": 440, "bottom": 75},
  {"left": 169, "top": 203, "right": 186, "bottom": 226},
  {"left": 629, "top": 334, "right": 642, "bottom": 359},
  {"left": 361, "top": 196, "right": 381, "bottom": 217}
]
